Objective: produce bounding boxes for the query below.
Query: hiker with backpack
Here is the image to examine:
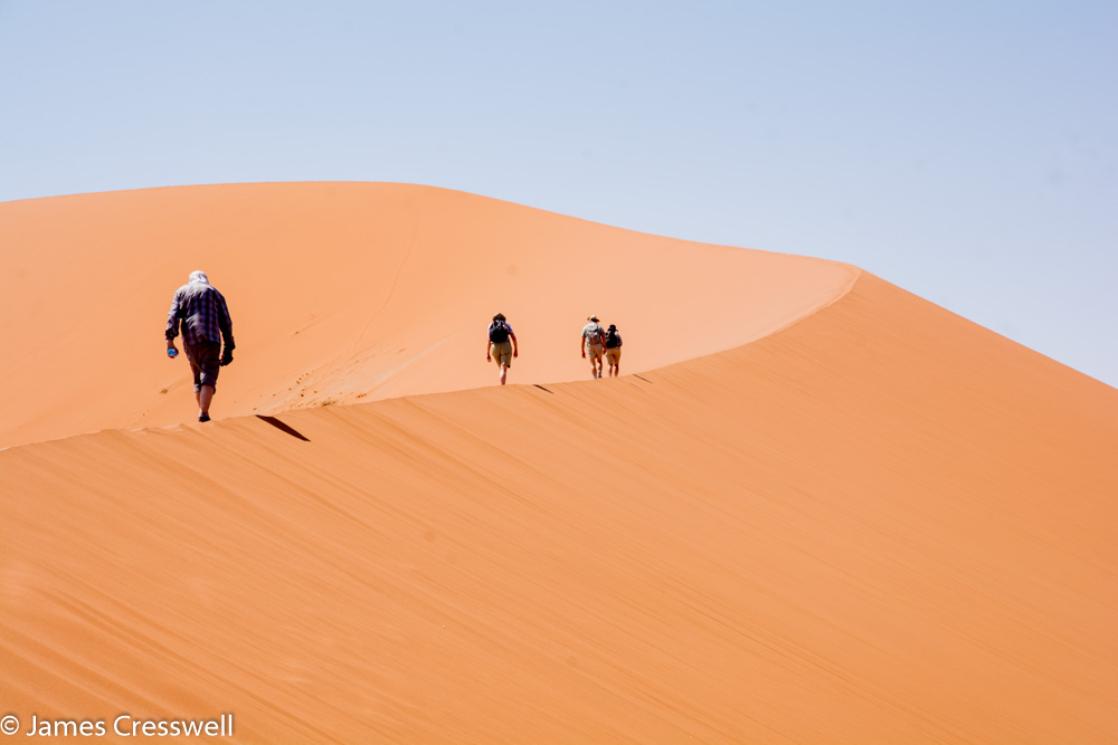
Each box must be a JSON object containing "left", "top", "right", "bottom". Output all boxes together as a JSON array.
[
  {"left": 604, "top": 323, "right": 623, "bottom": 377},
  {"left": 486, "top": 312, "right": 518, "bottom": 385},
  {"left": 581, "top": 315, "right": 607, "bottom": 379}
]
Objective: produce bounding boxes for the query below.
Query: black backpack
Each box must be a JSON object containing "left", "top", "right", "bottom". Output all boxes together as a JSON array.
[
  {"left": 605, "top": 328, "right": 622, "bottom": 348},
  {"left": 489, "top": 321, "right": 510, "bottom": 343}
]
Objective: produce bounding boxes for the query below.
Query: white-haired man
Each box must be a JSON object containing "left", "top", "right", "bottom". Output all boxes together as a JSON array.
[{"left": 164, "top": 270, "right": 235, "bottom": 422}]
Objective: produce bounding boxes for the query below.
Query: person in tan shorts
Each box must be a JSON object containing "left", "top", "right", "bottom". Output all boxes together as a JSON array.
[
  {"left": 604, "top": 323, "right": 623, "bottom": 377},
  {"left": 580, "top": 315, "right": 606, "bottom": 379},
  {"left": 486, "top": 313, "right": 518, "bottom": 385}
]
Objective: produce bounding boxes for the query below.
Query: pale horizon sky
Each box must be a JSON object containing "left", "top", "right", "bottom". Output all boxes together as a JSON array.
[{"left": 2, "top": 1, "right": 1115, "bottom": 385}]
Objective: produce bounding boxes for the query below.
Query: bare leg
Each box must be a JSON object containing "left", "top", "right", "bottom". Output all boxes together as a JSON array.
[
  {"left": 499, "top": 364, "right": 508, "bottom": 385},
  {"left": 199, "top": 384, "right": 215, "bottom": 417}
]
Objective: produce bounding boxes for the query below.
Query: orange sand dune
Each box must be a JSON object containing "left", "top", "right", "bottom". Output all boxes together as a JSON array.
[
  {"left": 2, "top": 258, "right": 1116, "bottom": 743},
  {"left": 0, "top": 183, "right": 853, "bottom": 448}
]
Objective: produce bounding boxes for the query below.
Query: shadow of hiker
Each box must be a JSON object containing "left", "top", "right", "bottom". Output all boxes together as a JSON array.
[{"left": 255, "top": 415, "right": 310, "bottom": 442}]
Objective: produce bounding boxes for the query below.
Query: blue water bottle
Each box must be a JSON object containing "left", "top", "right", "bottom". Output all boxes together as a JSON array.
[{"left": 167, "top": 347, "right": 178, "bottom": 359}]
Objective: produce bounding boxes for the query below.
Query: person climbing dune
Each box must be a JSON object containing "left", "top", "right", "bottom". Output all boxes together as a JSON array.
[
  {"left": 486, "top": 312, "right": 518, "bottom": 385},
  {"left": 581, "top": 315, "right": 606, "bottom": 379},
  {"left": 604, "top": 323, "right": 623, "bottom": 377},
  {"left": 165, "top": 270, "right": 235, "bottom": 422}
]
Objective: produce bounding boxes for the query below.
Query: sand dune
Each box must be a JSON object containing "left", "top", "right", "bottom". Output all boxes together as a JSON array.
[
  {"left": 2, "top": 190, "right": 1116, "bottom": 745},
  {"left": 0, "top": 183, "right": 853, "bottom": 448}
]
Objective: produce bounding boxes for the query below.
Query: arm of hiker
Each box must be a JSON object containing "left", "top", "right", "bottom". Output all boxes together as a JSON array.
[
  {"left": 218, "top": 292, "right": 235, "bottom": 365},
  {"left": 580, "top": 332, "right": 586, "bottom": 357},
  {"left": 511, "top": 332, "right": 518, "bottom": 358},
  {"left": 485, "top": 338, "right": 491, "bottom": 361},
  {"left": 165, "top": 291, "right": 181, "bottom": 353}
]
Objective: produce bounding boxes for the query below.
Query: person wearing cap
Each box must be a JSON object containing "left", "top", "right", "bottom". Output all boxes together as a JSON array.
[
  {"left": 486, "top": 312, "right": 518, "bottom": 385},
  {"left": 604, "top": 323, "right": 623, "bottom": 377},
  {"left": 580, "top": 315, "right": 607, "bottom": 379},
  {"left": 165, "top": 270, "right": 235, "bottom": 422}
]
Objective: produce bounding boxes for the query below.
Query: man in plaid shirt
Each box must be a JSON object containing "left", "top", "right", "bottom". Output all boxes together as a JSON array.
[{"left": 165, "top": 270, "right": 235, "bottom": 422}]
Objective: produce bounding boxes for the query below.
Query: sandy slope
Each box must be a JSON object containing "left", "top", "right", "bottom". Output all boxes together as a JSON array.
[
  {"left": 0, "top": 183, "right": 853, "bottom": 449},
  {"left": 2, "top": 269, "right": 1115, "bottom": 743}
]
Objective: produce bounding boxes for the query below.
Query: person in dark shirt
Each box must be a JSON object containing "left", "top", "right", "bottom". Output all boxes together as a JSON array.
[
  {"left": 604, "top": 323, "right": 623, "bottom": 377},
  {"left": 164, "top": 270, "right": 235, "bottom": 422},
  {"left": 486, "top": 313, "right": 518, "bottom": 386}
]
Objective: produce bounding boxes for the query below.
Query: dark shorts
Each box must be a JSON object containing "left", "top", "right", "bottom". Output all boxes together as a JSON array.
[{"left": 185, "top": 341, "right": 221, "bottom": 392}]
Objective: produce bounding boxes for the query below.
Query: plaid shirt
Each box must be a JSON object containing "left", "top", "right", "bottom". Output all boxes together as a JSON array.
[{"left": 165, "top": 282, "right": 235, "bottom": 349}]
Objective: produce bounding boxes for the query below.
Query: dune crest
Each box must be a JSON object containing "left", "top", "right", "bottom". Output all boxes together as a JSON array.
[{"left": 0, "top": 182, "right": 855, "bottom": 448}]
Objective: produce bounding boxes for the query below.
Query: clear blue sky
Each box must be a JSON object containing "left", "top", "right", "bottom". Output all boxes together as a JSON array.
[{"left": 2, "top": 1, "right": 1115, "bottom": 385}]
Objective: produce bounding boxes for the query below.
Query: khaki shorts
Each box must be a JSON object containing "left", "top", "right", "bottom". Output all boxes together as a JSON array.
[
  {"left": 606, "top": 347, "right": 621, "bottom": 364},
  {"left": 585, "top": 342, "right": 604, "bottom": 359},
  {"left": 491, "top": 341, "right": 512, "bottom": 367}
]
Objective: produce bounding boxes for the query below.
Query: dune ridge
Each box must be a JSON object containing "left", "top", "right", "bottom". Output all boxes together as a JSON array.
[
  {"left": 0, "top": 182, "right": 856, "bottom": 449},
  {"left": 2, "top": 264, "right": 1116, "bottom": 743}
]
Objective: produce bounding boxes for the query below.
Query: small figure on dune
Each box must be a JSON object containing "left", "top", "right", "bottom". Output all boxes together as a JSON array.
[
  {"left": 165, "top": 270, "right": 235, "bottom": 422},
  {"left": 581, "top": 315, "right": 606, "bottom": 379},
  {"left": 486, "top": 312, "right": 518, "bottom": 385},
  {"left": 604, "top": 323, "right": 623, "bottom": 377}
]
